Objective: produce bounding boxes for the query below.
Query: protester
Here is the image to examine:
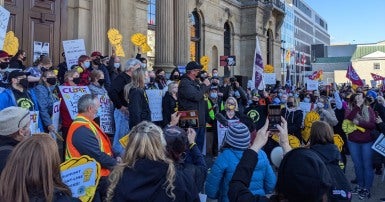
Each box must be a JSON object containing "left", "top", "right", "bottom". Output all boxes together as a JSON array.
[
  {"left": 154, "top": 68, "right": 168, "bottom": 91},
  {"left": 281, "top": 95, "right": 303, "bottom": 141},
  {"left": 9, "top": 49, "right": 26, "bottom": 70},
  {"left": 206, "top": 120, "right": 276, "bottom": 202},
  {"left": 345, "top": 93, "right": 376, "bottom": 199},
  {"left": 66, "top": 94, "right": 116, "bottom": 202},
  {"left": 162, "top": 82, "right": 179, "bottom": 127},
  {"left": 90, "top": 51, "right": 111, "bottom": 90},
  {"left": 106, "top": 121, "right": 199, "bottom": 202},
  {"left": 206, "top": 85, "right": 224, "bottom": 157},
  {"left": 107, "top": 53, "right": 121, "bottom": 81},
  {"left": 25, "top": 55, "right": 53, "bottom": 88},
  {"left": 169, "top": 67, "right": 181, "bottom": 82},
  {"left": 135, "top": 47, "right": 147, "bottom": 66},
  {"left": 316, "top": 95, "right": 338, "bottom": 127},
  {"left": 34, "top": 70, "right": 59, "bottom": 133},
  {"left": 245, "top": 89, "right": 270, "bottom": 131},
  {"left": 0, "top": 134, "right": 78, "bottom": 202},
  {"left": 178, "top": 61, "right": 210, "bottom": 151},
  {"left": 57, "top": 52, "right": 68, "bottom": 84},
  {"left": 219, "top": 97, "right": 254, "bottom": 132},
  {"left": 77, "top": 55, "right": 92, "bottom": 86},
  {"left": 0, "top": 106, "right": 31, "bottom": 173}
]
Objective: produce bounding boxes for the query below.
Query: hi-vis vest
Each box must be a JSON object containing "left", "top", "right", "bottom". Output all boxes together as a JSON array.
[
  {"left": 66, "top": 115, "right": 113, "bottom": 177},
  {"left": 206, "top": 99, "right": 224, "bottom": 128}
]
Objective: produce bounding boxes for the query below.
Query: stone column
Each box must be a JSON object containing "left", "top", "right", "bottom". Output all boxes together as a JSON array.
[
  {"left": 91, "top": 0, "right": 106, "bottom": 53},
  {"left": 0, "top": 0, "right": 4, "bottom": 6},
  {"left": 155, "top": 0, "right": 175, "bottom": 71},
  {"left": 174, "top": 0, "right": 189, "bottom": 67}
]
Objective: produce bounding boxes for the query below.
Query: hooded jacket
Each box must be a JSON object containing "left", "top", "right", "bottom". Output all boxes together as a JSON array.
[
  {"left": 112, "top": 159, "right": 199, "bottom": 202},
  {"left": 281, "top": 107, "right": 303, "bottom": 140}
]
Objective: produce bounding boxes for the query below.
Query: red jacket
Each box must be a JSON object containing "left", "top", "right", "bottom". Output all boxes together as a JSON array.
[{"left": 59, "top": 82, "right": 74, "bottom": 128}]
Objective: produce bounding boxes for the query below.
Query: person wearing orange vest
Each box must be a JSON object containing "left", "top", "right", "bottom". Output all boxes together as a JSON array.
[{"left": 66, "top": 94, "right": 117, "bottom": 202}]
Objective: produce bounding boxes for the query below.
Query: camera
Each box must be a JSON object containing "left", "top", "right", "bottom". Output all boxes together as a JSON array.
[{"left": 198, "top": 71, "right": 208, "bottom": 82}]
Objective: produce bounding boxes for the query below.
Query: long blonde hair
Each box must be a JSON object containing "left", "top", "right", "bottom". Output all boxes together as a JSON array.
[
  {"left": 106, "top": 121, "right": 176, "bottom": 201},
  {"left": 124, "top": 68, "right": 146, "bottom": 102}
]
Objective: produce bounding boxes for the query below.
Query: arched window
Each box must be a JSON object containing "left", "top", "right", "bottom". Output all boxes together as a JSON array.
[
  {"left": 266, "top": 29, "right": 273, "bottom": 65},
  {"left": 190, "top": 11, "right": 201, "bottom": 61},
  {"left": 224, "top": 22, "right": 231, "bottom": 77}
]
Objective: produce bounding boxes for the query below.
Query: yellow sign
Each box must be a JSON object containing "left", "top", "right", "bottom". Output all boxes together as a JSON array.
[
  {"left": 3, "top": 31, "right": 19, "bottom": 56},
  {"left": 107, "top": 28, "right": 125, "bottom": 57},
  {"left": 130, "top": 33, "right": 147, "bottom": 46},
  {"left": 200, "top": 56, "right": 209, "bottom": 72},
  {"left": 333, "top": 134, "right": 344, "bottom": 152},
  {"left": 60, "top": 155, "right": 101, "bottom": 202},
  {"left": 119, "top": 134, "right": 129, "bottom": 148}
]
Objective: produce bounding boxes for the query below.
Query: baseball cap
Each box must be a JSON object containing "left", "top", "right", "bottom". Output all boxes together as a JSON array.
[
  {"left": 8, "top": 70, "right": 30, "bottom": 80},
  {"left": 185, "top": 61, "right": 202, "bottom": 71}
]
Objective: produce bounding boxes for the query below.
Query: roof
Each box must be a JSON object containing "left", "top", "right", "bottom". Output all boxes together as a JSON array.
[
  {"left": 313, "top": 56, "right": 351, "bottom": 63},
  {"left": 351, "top": 45, "right": 385, "bottom": 60}
]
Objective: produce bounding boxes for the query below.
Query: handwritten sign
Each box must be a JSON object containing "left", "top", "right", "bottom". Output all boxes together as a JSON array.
[
  {"left": 145, "top": 89, "right": 163, "bottom": 122},
  {"left": 98, "top": 95, "right": 114, "bottom": 134},
  {"left": 263, "top": 73, "right": 276, "bottom": 85},
  {"left": 59, "top": 86, "right": 91, "bottom": 119},
  {"left": 52, "top": 101, "right": 61, "bottom": 131},
  {"left": 217, "top": 120, "right": 240, "bottom": 151},
  {"left": 0, "top": 6, "right": 10, "bottom": 49},
  {"left": 30, "top": 111, "right": 40, "bottom": 135},
  {"left": 63, "top": 39, "right": 87, "bottom": 70},
  {"left": 61, "top": 155, "right": 100, "bottom": 202},
  {"left": 307, "top": 79, "right": 319, "bottom": 91}
]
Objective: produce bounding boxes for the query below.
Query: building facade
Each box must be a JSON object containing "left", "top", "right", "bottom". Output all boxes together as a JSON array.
[{"left": 2, "top": 0, "right": 285, "bottom": 81}]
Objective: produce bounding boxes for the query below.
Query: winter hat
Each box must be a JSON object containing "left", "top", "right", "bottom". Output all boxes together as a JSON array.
[
  {"left": 224, "top": 122, "right": 250, "bottom": 150},
  {"left": 0, "top": 106, "right": 30, "bottom": 136},
  {"left": 163, "top": 126, "right": 188, "bottom": 154},
  {"left": 366, "top": 90, "right": 377, "bottom": 99},
  {"left": 277, "top": 148, "right": 332, "bottom": 202}
]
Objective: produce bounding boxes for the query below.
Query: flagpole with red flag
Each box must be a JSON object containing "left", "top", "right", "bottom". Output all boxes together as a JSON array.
[
  {"left": 346, "top": 64, "right": 364, "bottom": 86},
  {"left": 252, "top": 36, "right": 265, "bottom": 90}
]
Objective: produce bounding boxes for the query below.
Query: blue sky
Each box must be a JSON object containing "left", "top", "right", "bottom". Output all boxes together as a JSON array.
[{"left": 304, "top": 0, "right": 385, "bottom": 45}]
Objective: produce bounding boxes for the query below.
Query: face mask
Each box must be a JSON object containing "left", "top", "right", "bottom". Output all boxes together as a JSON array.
[
  {"left": 316, "top": 102, "right": 324, "bottom": 109},
  {"left": 210, "top": 92, "right": 218, "bottom": 99},
  {"left": 19, "top": 78, "right": 29, "bottom": 88},
  {"left": 114, "top": 63, "right": 120, "bottom": 68},
  {"left": 287, "top": 102, "right": 294, "bottom": 108},
  {"left": 304, "top": 98, "right": 310, "bottom": 103},
  {"left": 227, "top": 105, "right": 235, "bottom": 110},
  {"left": 93, "top": 59, "right": 101, "bottom": 66},
  {"left": 22, "top": 56, "right": 27, "bottom": 61},
  {"left": 0, "top": 62, "right": 9, "bottom": 69},
  {"left": 281, "top": 99, "right": 287, "bottom": 104},
  {"left": 213, "top": 73, "right": 218, "bottom": 77},
  {"left": 157, "top": 75, "right": 165, "bottom": 80},
  {"left": 234, "top": 91, "right": 240, "bottom": 98},
  {"left": 141, "top": 63, "right": 147, "bottom": 68},
  {"left": 211, "top": 82, "right": 218, "bottom": 86},
  {"left": 46, "top": 77, "right": 57, "bottom": 85},
  {"left": 294, "top": 94, "right": 299, "bottom": 98},
  {"left": 72, "top": 77, "right": 81, "bottom": 85},
  {"left": 253, "top": 100, "right": 259, "bottom": 105},
  {"left": 278, "top": 93, "right": 282, "bottom": 97},
  {"left": 84, "top": 61, "right": 91, "bottom": 68},
  {"left": 150, "top": 77, "right": 155, "bottom": 83},
  {"left": 331, "top": 103, "right": 336, "bottom": 109},
  {"left": 172, "top": 75, "right": 179, "bottom": 80},
  {"left": 97, "top": 79, "right": 105, "bottom": 86}
]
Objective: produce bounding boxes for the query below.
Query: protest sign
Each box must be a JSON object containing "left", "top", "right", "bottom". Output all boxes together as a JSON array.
[
  {"left": 63, "top": 39, "right": 87, "bottom": 69},
  {"left": 61, "top": 155, "right": 100, "bottom": 202},
  {"left": 263, "top": 73, "right": 276, "bottom": 85},
  {"left": 217, "top": 120, "right": 240, "bottom": 151},
  {"left": 52, "top": 101, "right": 61, "bottom": 131},
  {"left": 372, "top": 133, "right": 385, "bottom": 157},
  {"left": 145, "top": 89, "right": 163, "bottom": 122},
  {"left": 30, "top": 111, "right": 40, "bottom": 135},
  {"left": 307, "top": 79, "right": 319, "bottom": 91},
  {"left": 0, "top": 6, "right": 10, "bottom": 49},
  {"left": 98, "top": 95, "right": 114, "bottom": 134},
  {"left": 59, "top": 86, "right": 91, "bottom": 120}
]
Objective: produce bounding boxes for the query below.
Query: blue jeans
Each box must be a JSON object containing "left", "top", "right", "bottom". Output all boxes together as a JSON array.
[
  {"left": 347, "top": 140, "right": 374, "bottom": 190},
  {"left": 195, "top": 127, "right": 206, "bottom": 153},
  {"left": 112, "top": 109, "right": 130, "bottom": 157}
]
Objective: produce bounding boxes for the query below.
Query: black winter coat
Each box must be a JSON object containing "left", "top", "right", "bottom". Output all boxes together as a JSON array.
[{"left": 128, "top": 87, "right": 151, "bottom": 128}]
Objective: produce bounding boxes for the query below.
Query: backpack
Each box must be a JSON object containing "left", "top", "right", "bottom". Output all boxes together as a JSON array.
[{"left": 310, "top": 148, "right": 352, "bottom": 202}]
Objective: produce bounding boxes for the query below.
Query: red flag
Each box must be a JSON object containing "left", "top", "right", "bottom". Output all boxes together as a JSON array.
[
  {"left": 371, "top": 73, "right": 385, "bottom": 81},
  {"left": 346, "top": 65, "right": 363, "bottom": 86},
  {"left": 301, "top": 53, "right": 306, "bottom": 64}
]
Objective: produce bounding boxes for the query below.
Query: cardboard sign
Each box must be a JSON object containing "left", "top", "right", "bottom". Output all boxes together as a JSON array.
[
  {"left": 145, "top": 89, "right": 163, "bottom": 122},
  {"left": 307, "top": 79, "right": 319, "bottom": 91},
  {"left": 98, "top": 95, "right": 114, "bottom": 134},
  {"left": 30, "top": 111, "right": 40, "bottom": 135},
  {"left": 178, "top": 110, "right": 199, "bottom": 128},
  {"left": 52, "top": 101, "right": 61, "bottom": 131},
  {"left": 63, "top": 39, "right": 87, "bottom": 69},
  {"left": 0, "top": 6, "right": 10, "bottom": 49},
  {"left": 372, "top": 133, "right": 385, "bottom": 157},
  {"left": 60, "top": 156, "right": 101, "bottom": 202},
  {"left": 217, "top": 120, "right": 240, "bottom": 150},
  {"left": 263, "top": 73, "right": 276, "bottom": 85},
  {"left": 59, "top": 86, "right": 91, "bottom": 119}
]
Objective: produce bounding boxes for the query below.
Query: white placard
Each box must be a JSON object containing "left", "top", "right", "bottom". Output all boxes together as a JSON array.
[
  {"left": 62, "top": 39, "right": 87, "bottom": 70},
  {"left": 145, "top": 89, "right": 163, "bottom": 122},
  {"left": 33, "top": 41, "right": 42, "bottom": 62},
  {"left": 0, "top": 6, "right": 10, "bottom": 49},
  {"left": 307, "top": 79, "right": 319, "bottom": 91},
  {"left": 263, "top": 73, "right": 276, "bottom": 85},
  {"left": 30, "top": 111, "right": 40, "bottom": 134},
  {"left": 98, "top": 95, "right": 115, "bottom": 134},
  {"left": 372, "top": 133, "right": 385, "bottom": 157},
  {"left": 217, "top": 120, "right": 241, "bottom": 150},
  {"left": 52, "top": 101, "right": 60, "bottom": 131},
  {"left": 59, "top": 86, "right": 91, "bottom": 120}
]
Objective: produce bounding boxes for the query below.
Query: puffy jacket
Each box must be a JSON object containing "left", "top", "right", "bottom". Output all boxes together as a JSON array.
[{"left": 205, "top": 148, "right": 276, "bottom": 202}]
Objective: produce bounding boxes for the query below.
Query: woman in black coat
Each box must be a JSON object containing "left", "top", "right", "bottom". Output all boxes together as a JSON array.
[{"left": 162, "top": 82, "right": 178, "bottom": 127}]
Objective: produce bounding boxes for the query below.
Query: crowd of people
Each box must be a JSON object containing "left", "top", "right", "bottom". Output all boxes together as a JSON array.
[{"left": 0, "top": 48, "right": 384, "bottom": 201}]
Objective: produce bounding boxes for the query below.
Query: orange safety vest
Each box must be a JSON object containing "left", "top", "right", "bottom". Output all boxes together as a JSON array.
[{"left": 66, "top": 114, "right": 114, "bottom": 177}]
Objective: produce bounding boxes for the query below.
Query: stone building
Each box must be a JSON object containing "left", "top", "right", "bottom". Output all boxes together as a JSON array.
[{"left": 2, "top": 0, "right": 285, "bottom": 80}]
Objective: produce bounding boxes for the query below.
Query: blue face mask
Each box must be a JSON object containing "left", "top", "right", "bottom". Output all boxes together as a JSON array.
[
  {"left": 278, "top": 93, "right": 282, "bottom": 97},
  {"left": 114, "top": 63, "right": 120, "bottom": 68},
  {"left": 234, "top": 91, "right": 240, "bottom": 98},
  {"left": 84, "top": 61, "right": 91, "bottom": 68},
  {"left": 304, "top": 97, "right": 310, "bottom": 103},
  {"left": 210, "top": 92, "right": 218, "bottom": 99}
]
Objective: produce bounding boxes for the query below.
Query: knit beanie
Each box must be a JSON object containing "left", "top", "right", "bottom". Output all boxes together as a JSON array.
[
  {"left": 224, "top": 122, "right": 250, "bottom": 150},
  {"left": 0, "top": 106, "right": 30, "bottom": 136}
]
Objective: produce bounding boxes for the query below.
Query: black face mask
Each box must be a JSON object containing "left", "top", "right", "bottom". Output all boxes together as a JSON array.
[
  {"left": 97, "top": 79, "right": 105, "bottom": 86},
  {"left": 150, "top": 77, "right": 155, "bottom": 83},
  {"left": 331, "top": 103, "right": 336, "bottom": 109},
  {"left": 211, "top": 82, "right": 218, "bottom": 86},
  {"left": 252, "top": 100, "right": 259, "bottom": 105},
  {"left": 171, "top": 75, "right": 179, "bottom": 80},
  {"left": 73, "top": 77, "right": 81, "bottom": 85},
  {"left": 46, "top": 77, "right": 57, "bottom": 85},
  {"left": 157, "top": 75, "right": 165, "bottom": 80},
  {"left": 19, "top": 78, "right": 29, "bottom": 89},
  {"left": 22, "top": 56, "right": 27, "bottom": 61},
  {"left": 93, "top": 59, "right": 101, "bottom": 66},
  {"left": 287, "top": 102, "right": 294, "bottom": 108},
  {"left": 0, "top": 62, "right": 9, "bottom": 69}
]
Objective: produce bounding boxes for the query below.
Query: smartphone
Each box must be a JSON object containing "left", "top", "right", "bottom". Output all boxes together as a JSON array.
[{"left": 268, "top": 104, "right": 281, "bottom": 131}]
